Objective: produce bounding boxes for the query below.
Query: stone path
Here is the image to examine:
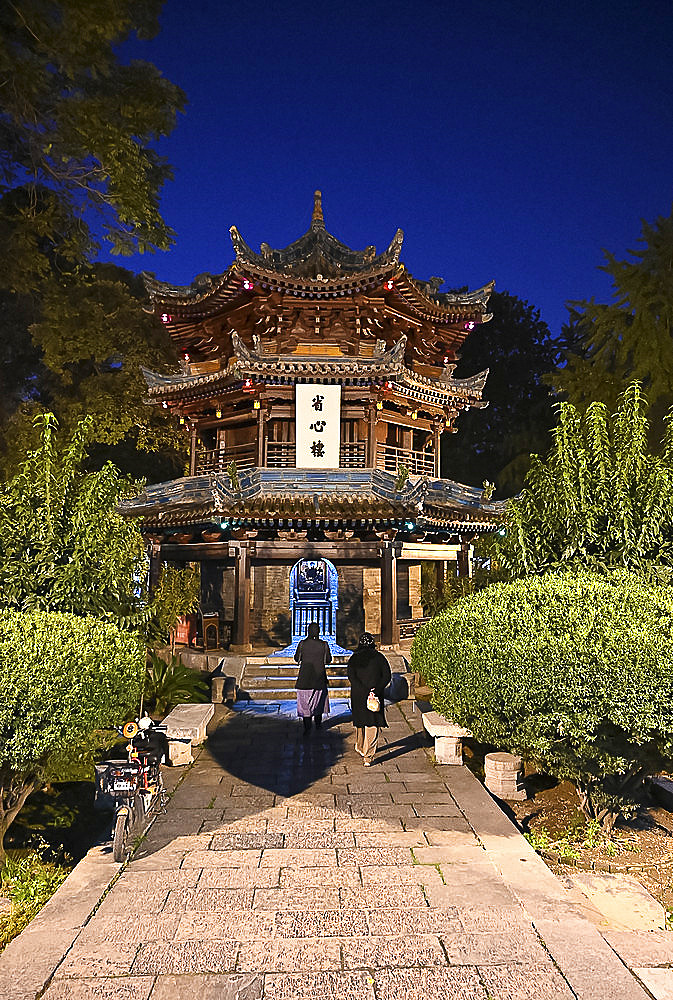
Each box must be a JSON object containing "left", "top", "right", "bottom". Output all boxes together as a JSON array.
[{"left": 6, "top": 702, "right": 667, "bottom": 999}]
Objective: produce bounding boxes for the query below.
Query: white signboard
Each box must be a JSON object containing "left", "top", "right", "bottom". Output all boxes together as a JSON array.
[{"left": 295, "top": 383, "right": 341, "bottom": 468}]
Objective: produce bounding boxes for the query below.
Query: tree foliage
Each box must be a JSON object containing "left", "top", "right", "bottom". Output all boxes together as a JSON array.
[
  {"left": 149, "top": 563, "right": 200, "bottom": 647},
  {"left": 0, "top": 263, "right": 186, "bottom": 480},
  {"left": 0, "top": 610, "right": 144, "bottom": 859},
  {"left": 552, "top": 208, "right": 673, "bottom": 438},
  {"left": 442, "top": 290, "right": 558, "bottom": 495},
  {"left": 0, "top": 1, "right": 186, "bottom": 477},
  {"left": 412, "top": 572, "right": 673, "bottom": 831},
  {"left": 0, "top": 411, "right": 148, "bottom": 618},
  {"left": 489, "top": 382, "right": 673, "bottom": 582},
  {"left": 0, "top": 0, "right": 185, "bottom": 289}
]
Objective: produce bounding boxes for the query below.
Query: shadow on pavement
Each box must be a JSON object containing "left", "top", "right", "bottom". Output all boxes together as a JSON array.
[{"left": 374, "top": 730, "right": 428, "bottom": 764}]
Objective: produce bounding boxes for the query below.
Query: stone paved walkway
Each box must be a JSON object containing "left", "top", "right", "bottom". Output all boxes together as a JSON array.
[{"left": 16, "top": 703, "right": 663, "bottom": 999}]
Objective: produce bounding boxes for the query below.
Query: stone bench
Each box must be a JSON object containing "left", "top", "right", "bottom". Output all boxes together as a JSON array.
[
  {"left": 211, "top": 674, "right": 238, "bottom": 704},
  {"left": 162, "top": 703, "right": 214, "bottom": 746},
  {"left": 422, "top": 711, "right": 472, "bottom": 764}
]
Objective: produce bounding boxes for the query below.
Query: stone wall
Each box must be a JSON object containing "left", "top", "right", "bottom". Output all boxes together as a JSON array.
[
  {"left": 396, "top": 562, "right": 410, "bottom": 619},
  {"left": 336, "top": 565, "right": 365, "bottom": 649},
  {"left": 408, "top": 563, "right": 423, "bottom": 618},
  {"left": 363, "top": 567, "right": 381, "bottom": 637},
  {"left": 250, "top": 564, "right": 291, "bottom": 647}
]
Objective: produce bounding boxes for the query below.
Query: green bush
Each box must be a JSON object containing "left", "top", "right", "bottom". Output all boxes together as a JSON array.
[
  {"left": 144, "top": 650, "right": 209, "bottom": 717},
  {"left": 0, "top": 611, "right": 144, "bottom": 859},
  {"left": 411, "top": 572, "right": 673, "bottom": 830}
]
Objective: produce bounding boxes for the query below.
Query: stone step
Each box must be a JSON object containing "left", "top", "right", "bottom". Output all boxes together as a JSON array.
[
  {"left": 238, "top": 690, "right": 352, "bottom": 702},
  {"left": 243, "top": 681, "right": 350, "bottom": 694},
  {"left": 244, "top": 665, "right": 349, "bottom": 678}
]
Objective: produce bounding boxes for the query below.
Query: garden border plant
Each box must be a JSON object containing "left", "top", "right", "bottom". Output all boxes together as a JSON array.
[
  {"left": 412, "top": 571, "right": 673, "bottom": 832},
  {"left": 0, "top": 610, "right": 144, "bottom": 862}
]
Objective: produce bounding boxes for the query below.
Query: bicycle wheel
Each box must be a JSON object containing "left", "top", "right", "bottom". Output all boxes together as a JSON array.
[{"left": 112, "top": 810, "right": 129, "bottom": 863}]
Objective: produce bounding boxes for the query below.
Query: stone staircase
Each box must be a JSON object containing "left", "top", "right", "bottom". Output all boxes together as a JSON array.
[{"left": 239, "top": 655, "right": 350, "bottom": 701}]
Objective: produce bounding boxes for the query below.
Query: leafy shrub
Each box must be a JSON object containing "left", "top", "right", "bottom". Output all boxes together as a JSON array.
[
  {"left": 490, "top": 383, "right": 673, "bottom": 582},
  {"left": 144, "top": 650, "right": 209, "bottom": 717},
  {"left": 412, "top": 572, "right": 673, "bottom": 831},
  {"left": 147, "top": 564, "right": 200, "bottom": 647},
  {"left": 0, "top": 611, "right": 144, "bottom": 859},
  {"left": 0, "top": 852, "right": 68, "bottom": 953}
]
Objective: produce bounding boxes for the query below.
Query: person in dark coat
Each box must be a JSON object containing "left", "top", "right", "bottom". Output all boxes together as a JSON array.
[
  {"left": 347, "top": 632, "right": 391, "bottom": 765},
  {"left": 294, "top": 621, "right": 332, "bottom": 734}
]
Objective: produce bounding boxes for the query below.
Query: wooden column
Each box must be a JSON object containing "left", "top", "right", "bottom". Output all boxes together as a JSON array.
[
  {"left": 256, "top": 405, "right": 266, "bottom": 467},
  {"left": 433, "top": 423, "right": 441, "bottom": 477},
  {"left": 457, "top": 538, "right": 471, "bottom": 578},
  {"left": 232, "top": 542, "right": 251, "bottom": 651},
  {"left": 368, "top": 404, "right": 377, "bottom": 468},
  {"left": 435, "top": 559, "right": 447, "bottom": 594},
  {"left": 189, "top": 424, "right": 197, "bottom": 476},
  {"left": 380, "top": 542, "right": 400, "bottom": 646},
  {"left": 148, "top": 539, "right": 162, "bottom": 596}
]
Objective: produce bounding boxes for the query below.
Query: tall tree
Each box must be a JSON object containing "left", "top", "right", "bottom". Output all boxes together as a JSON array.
[
  {"left": 0, "top": 1, "right": 186, "bottom": 477},
  {"left": 0, "top": 262, "right": 186, "bottom": 481},
  {"left": 489, "top": 383, "right": 673, "bottom": 582},
  {"left": 442, "top": 290, "right": 558, "bottom": 496},
  {"left": 0, "top": 0, "right": 184, "bottom": 286},
  {"left": 552, "top": 208, "right": 673, "bottom": 439}
]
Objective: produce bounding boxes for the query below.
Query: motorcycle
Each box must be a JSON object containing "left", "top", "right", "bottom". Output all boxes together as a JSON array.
[{"left": 99, "top": 716, "right": 169, "bottom": 863}]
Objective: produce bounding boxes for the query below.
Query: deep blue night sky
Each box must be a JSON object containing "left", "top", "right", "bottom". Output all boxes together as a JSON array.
[{"left": 113, "top": 0, "right": 673, "bottom": 339}]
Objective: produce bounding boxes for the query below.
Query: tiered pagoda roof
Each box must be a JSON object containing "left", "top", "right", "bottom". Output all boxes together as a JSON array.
[
  {"left": 119, "top": 468, "right": 506, "bottom": 532},
  {"left": 142, "top": 191, "right": 494, "bottom": 365},
  {"left": 129, "top": 194, "right": 503, "bottom": 539}
]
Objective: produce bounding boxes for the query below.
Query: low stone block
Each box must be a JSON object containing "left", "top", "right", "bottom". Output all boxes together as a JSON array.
[
  {"left": 484, "top": 752, "right": 526, "bottom": 800},
  {"left": 211, "top": 675, "right": 236, "bottom": 704},
  {"left": 163, "top": 704, "right": 214, "bottom": 745},
  {"left": 422, "top": 711, "right": 472, "bottom": 740},
  {"left": 435, "top": 735, "right": 463, "bottom": 765},
  {"left": 168, "top": 739, "right": 193, "bottom": 766},
  {"left": 422, "top": 711, "right": 472, "bottom": 766},
  {"left": 485, "top": 751, "right": 523, "bottom": 774}
]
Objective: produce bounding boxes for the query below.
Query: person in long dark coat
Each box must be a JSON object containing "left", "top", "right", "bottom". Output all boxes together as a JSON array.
[
  {"left": 347, "top": 632, "right": 391, "bottom": 766},
  {"left": 294, "top": 621, "right": 332, "bottom": 734}
]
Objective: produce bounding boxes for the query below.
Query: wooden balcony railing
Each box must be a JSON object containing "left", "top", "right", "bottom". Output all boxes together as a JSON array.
[
  {"left": 266, "top": 441, "right": 368, "bottom": 468},
  {"left": 196, "top": 442, "right": 256, "bottom": 475},
  {"left": 376, "top": 444, "right": 435, "bottom": 477},
  {"left": 266, "top": 441, "right": 295, "bottom": 468},
  {"left": 339, "top": 441, "right": 367, "bottom": 468},
  {"left": 195, "top": 439, "right": 434, "bottom": 475}
]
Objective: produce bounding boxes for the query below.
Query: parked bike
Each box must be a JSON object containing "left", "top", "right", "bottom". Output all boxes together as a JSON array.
[{"left": 99, "top": 716, "right": 169, "bottom": 863}]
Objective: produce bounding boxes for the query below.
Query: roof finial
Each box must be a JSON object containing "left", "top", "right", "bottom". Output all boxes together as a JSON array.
[{"left": 311, "top": 190, "right": 325, "bottom": 229}]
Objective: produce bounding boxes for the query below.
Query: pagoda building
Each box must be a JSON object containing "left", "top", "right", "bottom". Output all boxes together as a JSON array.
[{"left": 121, "top": 193, "right": 505, "bottom": 652}]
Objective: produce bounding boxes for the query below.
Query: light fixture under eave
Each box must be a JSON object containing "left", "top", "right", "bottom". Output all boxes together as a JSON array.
[
  {"left": 376, "top": 401, "right": 383, "bottom": 411},
  {"left": 253, "top": 399, "right": 261, "bottom": 410},
  {"left": 216, "top": 408, "right": 222, "bottom": 419}
]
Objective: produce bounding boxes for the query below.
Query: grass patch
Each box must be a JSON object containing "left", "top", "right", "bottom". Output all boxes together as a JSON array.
[{"left": 0, "top": 853, "right": 69, "bottom": 953}]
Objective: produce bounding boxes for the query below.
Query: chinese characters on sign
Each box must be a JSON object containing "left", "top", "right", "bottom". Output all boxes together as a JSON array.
[{"left": 295, "top": 383, "right": 341, "bottom": 467}]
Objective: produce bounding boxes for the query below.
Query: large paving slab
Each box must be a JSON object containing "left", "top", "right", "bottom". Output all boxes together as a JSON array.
[{"left": 2, "top": 700, "right": 668, "bottom": 998}]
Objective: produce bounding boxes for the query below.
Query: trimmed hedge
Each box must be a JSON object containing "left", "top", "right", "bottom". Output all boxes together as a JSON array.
[
  {"left": 0, "top": 611, "right": 144, "bottom": 773},
  {"left": 411, "top": 572, "right": 673, "bottom": 827}
]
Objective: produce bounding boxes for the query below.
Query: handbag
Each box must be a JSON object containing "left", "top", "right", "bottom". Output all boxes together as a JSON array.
[{"left": 366, "top": 689, "right": 380, "bottom": 713}]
